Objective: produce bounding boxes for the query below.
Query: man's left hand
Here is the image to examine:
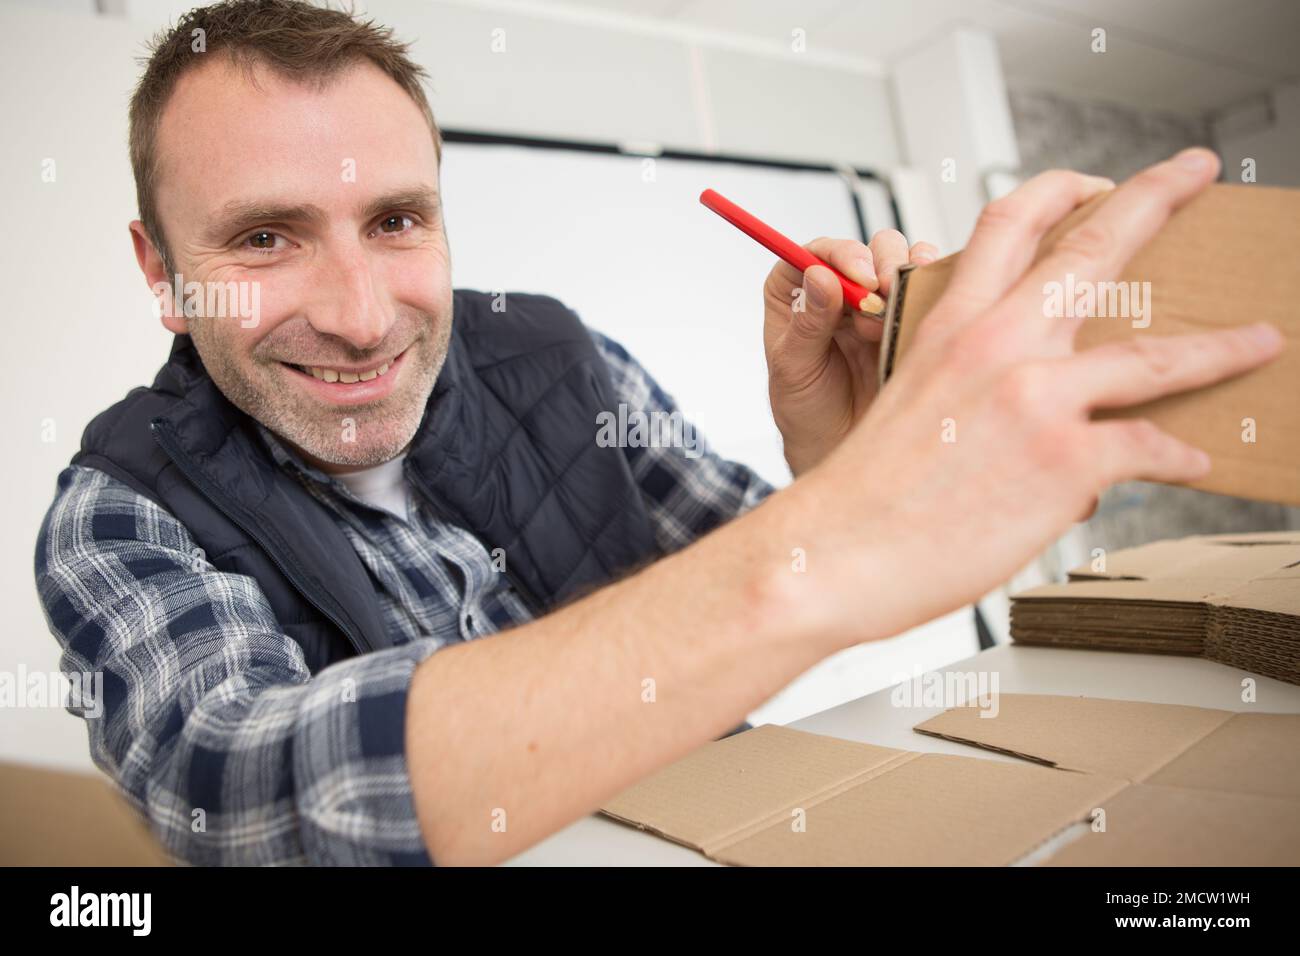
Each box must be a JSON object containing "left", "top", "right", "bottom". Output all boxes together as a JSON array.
[{"left": 763, "top": 230, "right": 938, "bottom": 476}]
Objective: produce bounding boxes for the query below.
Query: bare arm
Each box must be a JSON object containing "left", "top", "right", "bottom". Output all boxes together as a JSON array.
[
  {"left": 407, "top": 148, "right": 1285, "bottom": 866},
  {"left": 406, "top": 486, "right": 838, "bottom": 865}
]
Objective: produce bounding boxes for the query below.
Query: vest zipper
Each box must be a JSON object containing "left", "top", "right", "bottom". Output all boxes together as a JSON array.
[{"left": 150, "top": 420, "right": 372, "bottom": 657}]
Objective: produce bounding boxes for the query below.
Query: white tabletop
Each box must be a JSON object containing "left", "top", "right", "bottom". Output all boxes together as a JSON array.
[{"left": 504, "top": 642, "right": 1300, "bottom": 866}]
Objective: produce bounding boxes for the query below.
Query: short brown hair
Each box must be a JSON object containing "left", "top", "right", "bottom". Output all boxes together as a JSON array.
[{"left": 129, "top": 0, "right": 441, "bottom": 273}]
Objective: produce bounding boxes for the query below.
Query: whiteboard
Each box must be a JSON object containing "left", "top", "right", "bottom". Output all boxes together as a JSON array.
[{"left": 439, "top": 141, "right": 887, "bottom": 487}]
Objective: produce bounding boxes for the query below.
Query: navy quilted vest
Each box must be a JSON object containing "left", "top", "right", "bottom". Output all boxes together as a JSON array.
[{"left": 72, "top": 289, "right": 661, "bottom": 671}]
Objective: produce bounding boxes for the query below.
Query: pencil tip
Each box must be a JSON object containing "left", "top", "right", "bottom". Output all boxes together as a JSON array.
[{"left": 860, "top": 293, "right": 885, "bottom": 314}]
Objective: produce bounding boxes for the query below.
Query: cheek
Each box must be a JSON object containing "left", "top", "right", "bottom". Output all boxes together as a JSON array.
[
  {"left": 387, "top": 252, "right": 452, "bottom": 314},
  {"left": 210, "top": 272, "right": 305, "bottom": 356}
]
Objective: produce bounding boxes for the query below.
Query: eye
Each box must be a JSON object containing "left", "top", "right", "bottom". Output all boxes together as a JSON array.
[
  {"left": 374, "top": 214, "right": 416, "bottom": 237},
  {"left": 241, "top": 230, "right": 286, "bottom": 255}
]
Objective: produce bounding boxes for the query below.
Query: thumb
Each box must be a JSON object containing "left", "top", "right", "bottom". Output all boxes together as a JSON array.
[{"left": 780, "top": 264, "right": 843, "bottom": 365}]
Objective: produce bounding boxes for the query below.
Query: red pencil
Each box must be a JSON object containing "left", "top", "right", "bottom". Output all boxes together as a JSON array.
[{"left": 700, "top": 188, "right": 885, "bottom": 316}]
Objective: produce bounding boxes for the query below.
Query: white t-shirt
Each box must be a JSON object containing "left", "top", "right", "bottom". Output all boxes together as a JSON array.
[{"left": 334, "top": 453, "right": 410, "bottom": 522}]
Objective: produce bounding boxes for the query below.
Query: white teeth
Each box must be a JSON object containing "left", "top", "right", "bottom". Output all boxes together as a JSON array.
[{"left": 302, "top": 360, "right": 393, "bottom": 383}]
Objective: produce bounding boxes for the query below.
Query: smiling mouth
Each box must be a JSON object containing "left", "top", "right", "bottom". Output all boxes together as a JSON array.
[{"left": 280, "top": 346, "right": 408, "bottom": 384}]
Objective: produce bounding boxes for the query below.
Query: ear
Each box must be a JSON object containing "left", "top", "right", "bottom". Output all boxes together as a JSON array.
[{"left": 129, "top": 220, "right": 186, "bottom": 335}]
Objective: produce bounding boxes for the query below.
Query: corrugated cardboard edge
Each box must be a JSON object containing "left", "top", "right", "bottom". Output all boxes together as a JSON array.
[
  {"left": 876, "top": 261, "right": 913, "bottom": 387},
  {"left": 910, "top": 729, "right": 1082, "bottom": 773}
]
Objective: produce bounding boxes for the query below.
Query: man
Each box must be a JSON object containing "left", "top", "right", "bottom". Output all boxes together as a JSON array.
[{"left": 35, "top": 0, "right": 1282, "bottom": 866}]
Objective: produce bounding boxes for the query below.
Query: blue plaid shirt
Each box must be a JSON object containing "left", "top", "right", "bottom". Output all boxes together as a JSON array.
[{"left": 34, "top": 329, "right": 773, "bottom": 865}]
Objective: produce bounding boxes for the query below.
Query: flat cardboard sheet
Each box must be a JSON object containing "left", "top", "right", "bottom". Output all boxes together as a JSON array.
[
  {"left": 915, "top": 694, "right": 1300, "bottom": 866},
  {"left": 602, "top": 694, "right": 1300, "bottom": 866},
  {"left": 878, "top": 184, "right": 1300, "bottom": 507},
  {"left": 603, "top": 723, "right": 1126, "bottom": 866}
]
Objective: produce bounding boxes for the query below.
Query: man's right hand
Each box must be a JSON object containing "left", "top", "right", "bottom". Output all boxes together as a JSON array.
[{"left": 785, "top": 147, "right": 1284, "bottom": 645}]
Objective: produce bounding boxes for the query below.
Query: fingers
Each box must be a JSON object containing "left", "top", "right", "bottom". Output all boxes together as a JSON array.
[
  {"left": 850, "top": 311, "right": 886, "bottom": 342},
  {"left": 867, "top": 229, "right": 910, "bottom": 296},
  {"left": 1090, "top": 418, "right": 1212, "bottom": 487},
  {"left": 1005, "top": 148, "right": 1221, "bottom": 325},
  {"left": 909, "top": 240, "right": 939, "bottom": 264},
  {"left": 939, "top": 170, "right": 1116, "bottom": 320},
  {"left": 777, "top": 237, "right": 877, "bottom": 298},
  {"left": 772, "top": 234, "right": 936, "bottom": 357},
  {"left": 1065, "top": 322, "right": 1284, "bottom": 410},
  {"left": 778, "top": 263, "right": 844, "bottom": 364}
]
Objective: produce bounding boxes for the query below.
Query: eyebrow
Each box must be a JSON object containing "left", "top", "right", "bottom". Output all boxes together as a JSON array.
[{"left": 200, "top": 186, "right": 441, "bottom": 246}]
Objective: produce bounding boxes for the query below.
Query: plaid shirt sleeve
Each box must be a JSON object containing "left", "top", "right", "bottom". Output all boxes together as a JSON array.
[
  {"left": 34, "top": 465, "right": 440, "bottom": 866},
  {"left": 589, "top": 329, "right": 775, "bottom": 553},
  {"left": 35, "top": 329, "right": 773, "bottom": 867}
]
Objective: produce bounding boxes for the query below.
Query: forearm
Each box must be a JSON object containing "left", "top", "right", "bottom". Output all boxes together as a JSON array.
[{"left": 405, "top": 483, "right": 854, "bottom": 865}]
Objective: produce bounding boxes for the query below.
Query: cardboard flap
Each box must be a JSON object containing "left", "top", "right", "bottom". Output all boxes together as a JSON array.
[
  {"left": 1146, "top": 712, "right": 1300, "bottom": 799},
  {"left": 1066, "top": 534, "right": 1300, "bottom": 583},
  {"left": 1044, "top": 783, "right": 1300, "bottom": 867},
  {"left": 1013, "top": 578, "right": 1227, "bottom": 604},
  {"left": 713, "top": 753, "right": 1126, "bottom": 868},
  {"left": 913, "top": 694, "right": 1233, "bottom": 779},
  {"left": 601, "top": 723, "right": 1127, "bottom": 866},
  {"left": 1213, "top": 577, "right": 1300, "bottom": 617},
  {"left": 600, "top": 723, "right": 912, "bottom": 854},
  {"left": 602, "top": 697, "right": 1299, "bottom": 866},
  {"left": 1065, "top": 534, "right": 1300, "bottom": 584},
  {"left": 1066, "top": 538, "right": 1211, "bottom": 581}
]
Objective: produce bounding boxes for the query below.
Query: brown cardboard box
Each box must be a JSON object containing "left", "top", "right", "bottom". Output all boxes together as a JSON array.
[
  {"left": 0, "top": 761, "right": 173, "bottom": 866},
  {"left": 1009, "top": 531, "right": 1300, "bottom": 684},
  {"left": 601, "top": 694, "right": 1300, "bottom": 866},
  {"left": 878, "top": 184, "right": 1300, "bottom": 507}
]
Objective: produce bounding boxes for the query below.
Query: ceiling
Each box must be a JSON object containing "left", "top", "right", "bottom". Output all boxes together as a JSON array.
[{"left": 520, "top": 0, "right": 1300, "bottom": 117}]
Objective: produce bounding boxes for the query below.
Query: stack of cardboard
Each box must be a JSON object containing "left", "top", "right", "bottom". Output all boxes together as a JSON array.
[
  {"left": 600, "top": 694, "right": 1300, "bottom": 866},
  {"left": 1010, "top": 532, "right": 1300, "bottom": 684}
]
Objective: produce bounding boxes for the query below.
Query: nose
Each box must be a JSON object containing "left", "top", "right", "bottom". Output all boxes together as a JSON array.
[{"left": 304, "top": 239, "right": 396, "bottom": 352}]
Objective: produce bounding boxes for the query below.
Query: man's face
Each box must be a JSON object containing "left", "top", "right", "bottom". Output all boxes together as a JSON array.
[{"left": 142, "top": 54, "right": 452, "bottom": 471}]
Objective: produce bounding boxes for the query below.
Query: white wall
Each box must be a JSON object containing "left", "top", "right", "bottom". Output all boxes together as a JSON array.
[
  {"left": 891, "top": 28, "right": 1021, "bottom": 254},
  {"left": 0, "top": 7, "right": 168, "bottom": 770},
  {"left": 1213, "top": 82, "right": 1300, "bottom": 188}
]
